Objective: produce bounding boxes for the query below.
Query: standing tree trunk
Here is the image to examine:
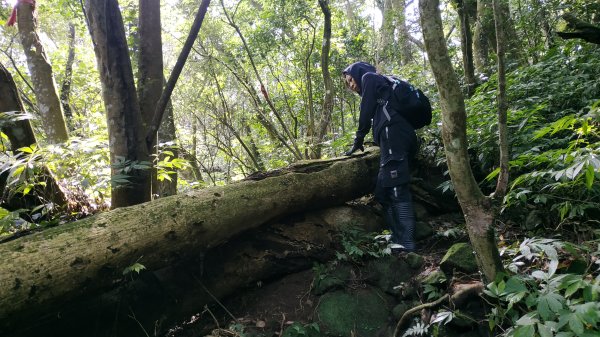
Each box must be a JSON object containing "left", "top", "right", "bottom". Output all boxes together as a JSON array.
[
  {"left": 15, "top": 0, "right": 69, "bottom": 143},
  {"left": 314, "top": 0, "right": 334, "bottom": 159},
  {"left": 60, "top": 23, "right": 76, "bottom": 125},
  {"left": 393, "top": 0, "right": 413, "bottom": 66},
  {"left": 473, "top": 0, "right": 492, "bottom": 75},
  {"left": 419, "top": 0, "right": 503, "bottom": 282},
  {"left": 137, "top": 0, "right": 178, "bottom": 198},
  {"left": 0, "top": 62, "right": 68, "bottom": 209},
  {"left": 85, "top": 0, "right": 151, "bottom": 208},
  {"left": 455, "top": 0, "right": 476, "bottom": 95},
  {"left": 493, "top": 0, "right": 509, "bottom": 198}
]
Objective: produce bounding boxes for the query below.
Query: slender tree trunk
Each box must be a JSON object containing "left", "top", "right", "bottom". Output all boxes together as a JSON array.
[
  {"left": 220, "top": 0, "right": 302, "bottom": 160},
  {"left": 456, "top": 0, "right": 476, "bottom": 94},
  {"left": 85, "top": 0, "right": 151, "bottom": 208},
  {"left": 493, "top": 0, "right": 509, "bottom": 198},
  {"left": 60, "top": 23, "right": 76, "bottom": 124},
  {"left": 315, "top": 0, "right": 334, "bottom": 159},
  {"left": 157, "top": 101, "right": 179, "bottom": 197},
  {"left": 393, "top": 0, "right": 413, "bottom": 66},
  {"left": 498, "top": 0, "right": 524, "bottom": 65},
  {"left": 0, "top": 62, "right": 68, "bottom": 209},
  {"left": 419, "top": 0, "right": 503, "bottom": 282},
  {"left": 473, "top": 0, "right": 491, "bottom": 75},
  {"left": 16, "top": 1, "right": 69, "bottom": 143}
]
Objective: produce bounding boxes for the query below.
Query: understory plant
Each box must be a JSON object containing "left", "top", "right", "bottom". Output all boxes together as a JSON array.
[
  {"left": 485, "top": 237, "right": 600, "bottom": 337},
  {"left": 464, "top": 44, "right": 600, "bottom": 227}
]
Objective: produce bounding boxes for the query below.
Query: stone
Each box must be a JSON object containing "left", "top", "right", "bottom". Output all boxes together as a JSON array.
[
  {"left": 405, "top": 252, "right": 425, "bottom": 269},
  {"left": 440, "top": 243, "right": 478, "bottom": 275},
  {"left": 316, "top": 288, "right": 390, "bottom": 337},
  {"left": 415, "top": 221, "right": 434, "bottom": 240}
]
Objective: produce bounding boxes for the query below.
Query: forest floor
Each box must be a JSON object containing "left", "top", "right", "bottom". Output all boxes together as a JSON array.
[{"left": 169, "top": 211, "right": 468, "bottom": 337}]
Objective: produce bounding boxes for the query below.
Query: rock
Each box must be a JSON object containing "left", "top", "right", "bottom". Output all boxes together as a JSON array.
[
  {"left": 405, "top": 252, "right": 425, "bottom": 269},
  {"left": 316, "top": 288, "right": 390, "bottom": 337},
  {"left": 440, "top": 243, "right": 478, "bottom": 275},
  {"left": 415, "top": 221, "right": 434, "bottom": 240},
  {"left": 419, "top": 269, "right": 447, "bottom": 285},
  {"left": 366, "top": 256, "right": 414, "bottom": 294}
]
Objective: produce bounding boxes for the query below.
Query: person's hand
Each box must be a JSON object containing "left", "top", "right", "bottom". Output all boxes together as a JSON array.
[{"left": 344, "top": 142, "right": 364, "bottom": 156}]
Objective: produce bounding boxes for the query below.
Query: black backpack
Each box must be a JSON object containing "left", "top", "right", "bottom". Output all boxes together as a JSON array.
[{"left": 381, "top": 75, "right": 432, "bottom": 129}]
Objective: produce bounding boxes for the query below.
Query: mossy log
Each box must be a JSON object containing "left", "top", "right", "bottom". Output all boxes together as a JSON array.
[{"left": 0, "top": 149, "right": 379, "bottom": 333}]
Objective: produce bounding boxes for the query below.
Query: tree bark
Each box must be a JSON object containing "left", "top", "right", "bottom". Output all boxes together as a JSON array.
[
  {"left": 0, "top": 149, "right": 380, "bottom": 331},
  {"left": 419, "top": 0, "right": 503, "bottom": 282},
  {"left": 16, "top": 1, "right": 69, "bottom": 143},
  {"left": 315, "top": 0, "right": 334, "bottom": 159},
  {"left": 557, "top": 13, "right": 600, "bottom": 45},
  {"left": 492, "top": 0, "right": 509, "bottom": 198},
  {"left": 137, "top": 0, "right": 178, "bottom": 198},
  {"left": 0, "top": 62, "right": 68, "bottom": 209},
  {"left": 59, "top": 23, "right": 76, "bottom": 123},
  {"left": 473, "top": 0, "right": 492, "bottom": 75},
  {"left": 85, "top": 0, "right": 151, "bottom": 208},
  {"left": 455, "top": 0, "right": 476, "bottom": 94},
  {"left": 3, "top": 204, "right": 382, "bottom": 337}
]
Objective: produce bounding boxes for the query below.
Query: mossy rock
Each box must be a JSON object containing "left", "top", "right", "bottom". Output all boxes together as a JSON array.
[
  {"left": 415, "top": 221, "right": 434, "bottom": 240},
  {"left": 366, "top": 256, "right": 413, "bottom": 294},
  {"left": 405, "top": 252, "right": 424, "bottom": 269},
  {"left": 440, "top": 243, "right": 478, "bottom": 275},
  {"left": 316, "top": 288, "right": 390, "bottom": 337},
  {"left": 419, "top": 269, "right": 447, "bottom": 285}
]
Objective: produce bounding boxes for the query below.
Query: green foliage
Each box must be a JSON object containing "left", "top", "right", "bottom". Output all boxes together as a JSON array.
[
  {"left": 485, "top": 237, "right": 600, "bottom": 337},
  {"left": 122, "top": 262, "right": 146, "bottom": 276},
  {"left": 282, "top": 322, "right": 321, "bottom": 337},
  {"left": 402, "top": 320, "right": 430, "bottom": 337},
  {"left": 464, "top": 45, "right": 600, "bottom": 225},
  {"left": 335, "top": 226, "right": 390, "bottom": 262}
]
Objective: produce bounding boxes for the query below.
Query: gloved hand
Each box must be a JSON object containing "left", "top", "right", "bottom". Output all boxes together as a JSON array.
[{"left": 344, "top": 141, "right": 364, "bottom": 156}]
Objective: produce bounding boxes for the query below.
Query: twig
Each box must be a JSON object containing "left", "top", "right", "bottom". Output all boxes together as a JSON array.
[{"left": 128, "top": 308, "right": 151, "bottom": 337}]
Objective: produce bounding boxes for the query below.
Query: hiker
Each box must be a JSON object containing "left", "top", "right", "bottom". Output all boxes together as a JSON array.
[{"left": 342, "top": 61, "right": 419, "bottom": 253}]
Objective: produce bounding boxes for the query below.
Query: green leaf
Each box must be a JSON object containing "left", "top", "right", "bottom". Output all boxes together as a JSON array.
[
  {"left": 585, "top": 164, "right": 595, "bottom": 190},
  {"left": 516, "top": 312, "right": 538, "bottom": 326},
  {"left": 537, "top": 323, "right": 552, "bottom": 337},
  {"left": 568, "top": 313, "right": 584, "bottom": 335},
  {"left": 537, "top": 292, "right": 564, "bottom": 320},
  {"left": 512, "top": 324, "right": 535, "bottom": 337},
  {"left": 122, "top": 262, "right": 146, "bottom": 275}
]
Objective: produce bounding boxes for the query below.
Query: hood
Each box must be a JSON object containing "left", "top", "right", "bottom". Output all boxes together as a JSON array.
[{"left": 342, "top": 61, "right": 377, "bottom": 95}]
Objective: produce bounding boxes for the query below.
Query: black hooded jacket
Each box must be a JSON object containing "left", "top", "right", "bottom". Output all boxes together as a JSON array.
[{"left": 343, "top": 62, "right": 417, "bottom": 165}]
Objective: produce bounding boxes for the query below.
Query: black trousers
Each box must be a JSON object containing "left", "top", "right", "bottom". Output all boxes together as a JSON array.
[{"left": 373, "top": 121, "right": 417, "bottom": 251}]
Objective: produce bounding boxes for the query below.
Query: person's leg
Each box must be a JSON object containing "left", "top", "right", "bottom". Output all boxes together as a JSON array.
[
  {"left": 389, "top": 184, "right": 416, "bottom": 252},
  {"left": 374, "top": 170, "right": 401, "bottom": 245}
]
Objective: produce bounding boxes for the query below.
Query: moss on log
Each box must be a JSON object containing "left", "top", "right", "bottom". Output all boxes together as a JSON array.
[{"left": 0, "top": 150, "right": 379, "bottom": 331}]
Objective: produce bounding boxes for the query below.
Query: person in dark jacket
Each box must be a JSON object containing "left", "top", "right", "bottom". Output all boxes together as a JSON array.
[{"left": 342, "top": 61, "right": 418, "bottom": 253}]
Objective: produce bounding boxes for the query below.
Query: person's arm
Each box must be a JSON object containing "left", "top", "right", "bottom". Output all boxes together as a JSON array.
[{"left": 354, "top": 73, "right": 380, "bottom": 143}]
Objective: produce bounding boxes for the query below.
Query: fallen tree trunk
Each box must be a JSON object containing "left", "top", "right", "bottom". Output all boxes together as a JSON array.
[
  {"left": 0, "top": 149, "right": 379, "bottom": 332},
  {"left": 11, "top": 205, "right": 383, "bottom": 337}
]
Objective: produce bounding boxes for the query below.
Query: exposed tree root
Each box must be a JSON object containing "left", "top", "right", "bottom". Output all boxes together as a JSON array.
[{"left": 393, "top": 282, "right": 484, "bottom": 337}]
